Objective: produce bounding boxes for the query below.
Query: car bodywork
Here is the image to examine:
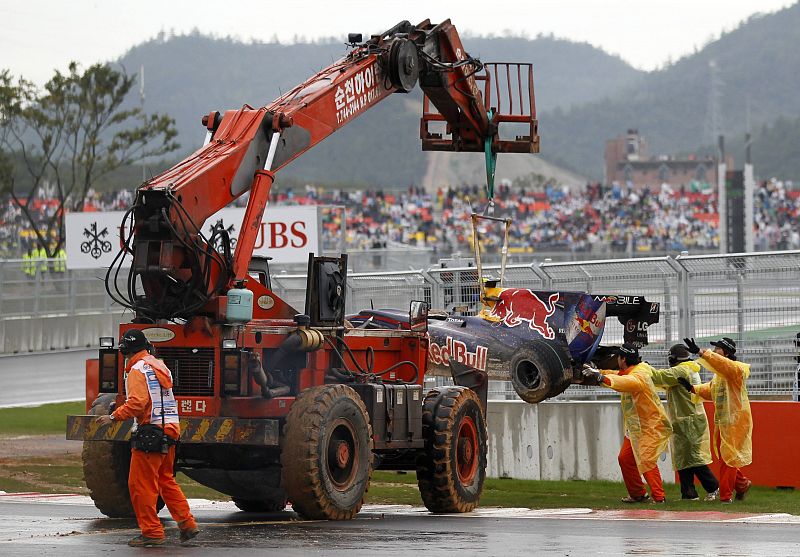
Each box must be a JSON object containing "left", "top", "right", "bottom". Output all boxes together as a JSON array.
[{"left": 348, "top": 287, "right": 660, "bottom": 403}]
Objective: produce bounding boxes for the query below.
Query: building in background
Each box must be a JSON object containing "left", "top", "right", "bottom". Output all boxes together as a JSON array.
[{"left": 605, "top": 129, "right": 717, "bottom": 189}]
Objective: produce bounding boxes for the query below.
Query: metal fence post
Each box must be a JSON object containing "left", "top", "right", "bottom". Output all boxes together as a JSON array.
[
  {"left": 452, "top": 269, "right": 462, "bottom": 312},
  {"left": 34, "top": 263, "right": 41, "bottom": 314},
  {"left": 736, "top": 272, "right": 745, "bottom": 342},
  {"left": 579, "top": 266, "right": 592, "bottom": 297},
  {"left": 536, "top": 260, "right": 553, "bottom": 290},
  {"left": 69, "top": 270, "right": 77, "bottom": 314},
  {"left": 0, "top": 261, "right": 4, "bottom": 314},
  {"left": 106, "top": 273, "right": 114, "bottom": 312},
  {"left": 795, "top": 334, "right": 800, "bottom": 402},
  {"left": 345, "top": 280, "right": 355, "bottom": 314},
  {"left": 663, "top": 275, "right": 673, "bottom": 345},
  {"left": 271, "top": 274, "right": 286, "bottom": 302},
  {"left": 527, "top": 261, "right": 546, "bottom": 288},
  {"left": 661, "top": 255, "right": 681, "bottom": 346},
  {"left": 673, "top": 252, "right": 692, "bottom": 339},
  {"left": 422, "top": 269, "right": 442, "bottom": 310}
]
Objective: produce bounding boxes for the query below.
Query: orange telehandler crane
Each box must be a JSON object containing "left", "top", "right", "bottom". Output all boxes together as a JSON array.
[{"left": 67, "top": 19, "right": 539, "bottom": 520}]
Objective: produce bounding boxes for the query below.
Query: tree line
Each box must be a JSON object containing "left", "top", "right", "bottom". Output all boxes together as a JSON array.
[{"left": 0, "top": 63, "right": 179, "bottom": 256}]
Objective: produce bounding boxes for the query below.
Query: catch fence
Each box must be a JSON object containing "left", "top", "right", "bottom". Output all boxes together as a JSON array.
[{"left": 2, "top": 250, "right": 798, "bottom": 398}]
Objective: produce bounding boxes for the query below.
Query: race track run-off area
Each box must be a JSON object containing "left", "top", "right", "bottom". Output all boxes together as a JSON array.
[{"left": 0, "top": 493, "right": 799, "bottom": 556}]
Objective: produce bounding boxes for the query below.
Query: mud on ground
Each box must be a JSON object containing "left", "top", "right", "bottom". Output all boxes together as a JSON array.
[
  {"left": 0, "top": 434, "right": 81, "bottom": 459},
  {"left": 0, "top": 435, "right": 86, "bottom": 494}
]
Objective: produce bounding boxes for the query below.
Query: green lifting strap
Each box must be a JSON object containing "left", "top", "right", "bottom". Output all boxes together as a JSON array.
[{"left": 484, "top": 109, "right": 497, "bottom": 203}]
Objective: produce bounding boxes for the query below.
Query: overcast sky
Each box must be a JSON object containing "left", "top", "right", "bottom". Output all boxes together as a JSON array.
[{"left": 3, "top": 0, "right": 794, "bottom": 85}]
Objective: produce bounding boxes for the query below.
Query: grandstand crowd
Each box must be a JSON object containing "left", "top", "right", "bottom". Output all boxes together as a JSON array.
[
  {"left": 267, "top": 178, "right": 800, "bottom": 256},
  {"left": 2, "top": 179, "right": 798, "bottom": 259}
]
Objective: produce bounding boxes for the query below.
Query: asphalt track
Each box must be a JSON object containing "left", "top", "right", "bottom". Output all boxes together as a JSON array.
[
  {"left": 0, "top": 349, "right": 90, "bottom": 408},
  {"left": 0, "top": 494, "right": 799, "bottom": 556}
]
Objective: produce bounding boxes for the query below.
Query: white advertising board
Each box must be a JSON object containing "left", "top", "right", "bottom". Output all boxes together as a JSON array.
[
  {"left": 65, "top": 206, "right": 320, "bottom": 269},
  {"left": 64, "top": 211, "right": 130, "bottom": 270}
]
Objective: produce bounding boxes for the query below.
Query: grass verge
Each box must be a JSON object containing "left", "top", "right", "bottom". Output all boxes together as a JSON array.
[
  {"left": 1, "top": 403, "right": 797, "bottom": 514},
  {"left": 0, "top": 453, "right": 227, "bottom": 500},
  {"left": 367, "top": 471, "right": 800, "bottom": 514},
  {"left": 1, "top": 456, "right": 797, "bottom": 515},
  {"left": 0, "top": 401, "right": 84, "bottom": 436}
]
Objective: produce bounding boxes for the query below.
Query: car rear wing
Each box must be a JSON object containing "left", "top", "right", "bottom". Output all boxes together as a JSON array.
[{"left": 593, "top": 294, "right": 660, "bottom": 346}]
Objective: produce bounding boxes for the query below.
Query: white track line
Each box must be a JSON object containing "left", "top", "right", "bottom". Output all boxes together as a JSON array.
[{"left": 1, "top": 494, "right": 797, "bottom": 524}]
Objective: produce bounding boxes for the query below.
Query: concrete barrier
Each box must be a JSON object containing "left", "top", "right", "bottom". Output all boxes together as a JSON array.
[
  {"left": 487, "top": 399, "right": 800, "bottom": 488},
  {"left": 0, "top": 313, "right": 125, "bottom": 354},
  {"left": 487, "top": 400, "right": 674, "bottom": 483}
]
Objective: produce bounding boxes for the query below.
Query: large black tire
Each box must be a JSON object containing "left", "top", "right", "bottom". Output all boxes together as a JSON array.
[
  {"left": 280, "top": 384, "right": 373, "bottom": 520},
  {"left": 82, "top": 395, "right": 135, "bottom": 518},
  {"left": 416, "top": 387, "right": 487, "bottom": 513},
  {"left": 232, "top": 496, "right": 288, "bottom": 513},
  {"left": 510, "top": 340, "right": 572, "bottom": 403}
]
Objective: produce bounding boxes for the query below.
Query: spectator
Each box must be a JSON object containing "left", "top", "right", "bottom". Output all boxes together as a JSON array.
[{"left": 3, "top": 179, "right": 798, "bottom": 260}]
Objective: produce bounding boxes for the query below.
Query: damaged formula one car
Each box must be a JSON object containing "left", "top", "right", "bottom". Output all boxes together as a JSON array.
[{"left": 348, "top": 283, "right": 660, "bottom": 404}]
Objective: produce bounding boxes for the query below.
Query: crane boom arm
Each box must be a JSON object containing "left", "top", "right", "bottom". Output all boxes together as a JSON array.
[{"left": 119, "top": 19, "right": 538, "bottom": 322}]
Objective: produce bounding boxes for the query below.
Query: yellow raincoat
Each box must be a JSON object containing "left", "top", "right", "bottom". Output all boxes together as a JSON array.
[
  {"left": 650, "top": 361, "right": 712, "bottom": 470},
  {"left": 602, "top": 363, "right": 673, "bottom": 473},
  {"left": 695, "top": 349, "right": 753, "bottom": 468}
]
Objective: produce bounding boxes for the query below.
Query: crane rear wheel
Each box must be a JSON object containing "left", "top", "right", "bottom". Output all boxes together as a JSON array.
[{"left": 417, "top": 386, "right": 487, "bottom": 513}]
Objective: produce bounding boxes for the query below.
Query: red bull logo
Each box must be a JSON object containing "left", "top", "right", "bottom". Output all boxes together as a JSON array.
[
  {"left": 429, "top": 336, "right": 488, "bottom": 371},
  {"left": 488, "top": 289, "right": 559, "bottom": 339},
  {"left": 575, "top": 316, "right": 595, "bottom": 335},
  {"left": 574, "top": 297, "right": 604, "bottom": 336}
]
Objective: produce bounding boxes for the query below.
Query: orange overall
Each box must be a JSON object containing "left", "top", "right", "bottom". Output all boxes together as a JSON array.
[
  {"left": 618, "top": 436, "right": 666, "bottom": 502},
  {"left": 695, "top": 349, "right": 753, "bottom": 502},
  {"left": 602, "top": 363, "right": 673, "bottom": 502},
  {"left": 111, "top": 351, "right": 197, "bottom": 539}
]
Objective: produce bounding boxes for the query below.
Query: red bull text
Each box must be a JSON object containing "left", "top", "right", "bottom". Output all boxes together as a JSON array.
[{"left": 429, "top": 336, "right": 488, "bottom": 371}]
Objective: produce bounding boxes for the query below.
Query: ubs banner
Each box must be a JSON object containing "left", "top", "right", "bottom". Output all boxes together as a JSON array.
[{"left": 65, "top": 206, "right": 320, "bottom": 269}]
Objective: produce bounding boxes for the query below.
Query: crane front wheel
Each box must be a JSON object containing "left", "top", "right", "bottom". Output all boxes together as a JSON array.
[
  {"left": 280, "top": 384, "right": 373, "bottom": 520},
  {"left": 82, "top": 395, "right": 135, "bottom": 518}
]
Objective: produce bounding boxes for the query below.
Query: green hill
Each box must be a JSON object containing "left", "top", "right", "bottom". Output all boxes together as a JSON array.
[
  {"left": 546, "top": 3, "right": 800, "bottom": 178},
  {"left": 114, "top": 5, "right": 800, "bottom": 185},
  {"left": 116, "top": 30, "right": 642, "bottom": 187}
]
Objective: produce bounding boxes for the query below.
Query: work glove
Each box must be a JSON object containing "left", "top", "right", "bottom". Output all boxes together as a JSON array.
[
  {"left": 677, "top": 377, "right": 695, "bottom": 393},
  {"left": 582, "top": 362, "right": 599, "bottom": 374},
  {"left": 581, "top": 366, "right": 604, "bottom": 386},
  {"left": 95, "top": 414, "right": 114, "bottom": 426},
  {"left": 683, "top": 337, "right": 700, "bottom": 354}
]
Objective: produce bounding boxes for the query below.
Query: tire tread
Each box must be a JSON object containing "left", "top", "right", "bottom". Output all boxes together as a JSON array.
[
  {"left": 281, "top": 384, "right": 373, "bottom": 520},
  {"left": 417, "top": 387, "right": 487, "bottom": 513}
]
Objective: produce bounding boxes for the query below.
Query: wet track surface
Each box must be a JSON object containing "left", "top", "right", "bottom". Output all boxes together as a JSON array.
[
  {"left": 1, "top": 497, "right": 799, "bottom": 556},
  {"left": 0, "top": 349, "right": 90, "bottom": 407},
  {"left": 2, "top": 352, "right": 799, "bottom": 555}
]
